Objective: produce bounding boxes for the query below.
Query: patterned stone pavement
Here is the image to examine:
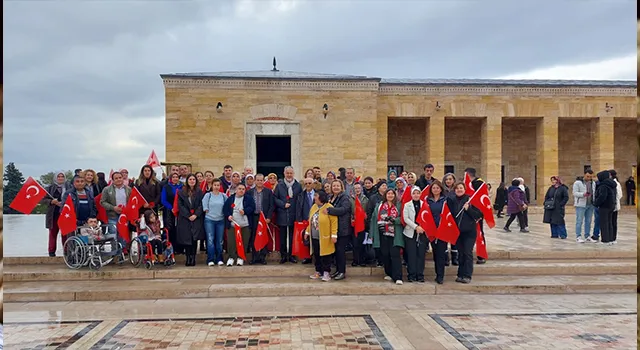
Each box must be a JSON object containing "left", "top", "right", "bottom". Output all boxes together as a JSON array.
[{"left": 4, "top": 294, "right": 637, "bottom": 349}]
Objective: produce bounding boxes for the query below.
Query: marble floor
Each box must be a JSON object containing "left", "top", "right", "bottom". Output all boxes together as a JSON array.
[{"left": 4, "top": 294, "right": 637, "bottom": 349}]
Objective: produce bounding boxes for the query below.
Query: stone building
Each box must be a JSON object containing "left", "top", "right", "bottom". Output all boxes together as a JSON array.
[{"left": 161, "top": 68, "right": 636, "bottom": 204}]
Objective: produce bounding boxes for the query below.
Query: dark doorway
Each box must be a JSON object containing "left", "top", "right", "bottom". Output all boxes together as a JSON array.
[
  {"left": 444, "top": 165, "right": 454, "bottom": 176},
  {"left": 256, "top": 136, "right": 291, "bottom": 179}
]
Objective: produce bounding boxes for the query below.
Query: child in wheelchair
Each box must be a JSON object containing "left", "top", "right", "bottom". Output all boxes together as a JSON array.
[
  {"left": 138, "top": 210, "right": 171, "bottom": 265},
  {"left": 79, "top": 218, "right": 117, "bottom": 254}
]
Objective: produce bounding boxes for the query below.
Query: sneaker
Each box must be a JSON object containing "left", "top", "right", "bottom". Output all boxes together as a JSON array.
[
  {"left": 520, "top": 229, "right": 529, "bottom": 233},
  {"left": 384, "top": 276, "right": 392, "bottom": 281},
  {"left": 226, "top": 258, "right": 234, "bottom": 266},
  {"left": 321, "top": 272, "right": 331, "bottom": 282},
  {"left": 586, "top": 237, "right": 598, "bottom": 243},
  {"left": 237, "top": 258, "right": 244, "bottom": 266},
  {"left": 576, "top": 237, "right": 585, "bottom": 243},
  {"left": 608, "top": 242, "right": 615, "bottom": 246},
  {"left": 455, "top": 277, "right": 463, "bottom": 283},
  {"left": 460, "top": 277, "right": 471, "bottom": 284},
  {"left": 217, "top": 261, "right": 224, "bottom": 266},
  {"left": 207, "top": 262, "right": 215, "bottom": 267},
  {"left": 310, "top": 272, "right": 321, "bottom": 280},
  {"left": 395, "top": 280, "right": 403, "bottom": 285},
  {"left": 503, "top": 227, "right": 512, "bottom": 233},
  {"left": 612, "top": 240, "right": 618, "bottom": 244}
]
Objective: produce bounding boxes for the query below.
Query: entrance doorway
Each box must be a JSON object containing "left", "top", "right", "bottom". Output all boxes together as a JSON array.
[{"left": 256, "top": 136, "right": 291, "bottom": 179}]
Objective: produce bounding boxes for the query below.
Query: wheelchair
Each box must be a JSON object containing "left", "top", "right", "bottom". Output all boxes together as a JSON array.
[
  {"left": 63, "top": 225, "right": 126, "bottom": 270},
  {"left": 129, "top": 219, "right": 176, "bottom": 269}
]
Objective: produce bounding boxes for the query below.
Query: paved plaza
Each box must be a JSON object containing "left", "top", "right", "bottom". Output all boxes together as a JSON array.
[{"left": 4, "top": 213, "right": 638, "bottom": 349}]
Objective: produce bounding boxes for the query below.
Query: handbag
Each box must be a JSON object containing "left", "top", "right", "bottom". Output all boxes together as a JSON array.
[{"left": 543, "top": 199, "right": 555, "bottom": 210}]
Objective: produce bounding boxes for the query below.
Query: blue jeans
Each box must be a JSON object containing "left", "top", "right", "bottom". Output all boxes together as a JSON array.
[
  {"left": 204, "top": 218, "right": 225, "bottom": 263},
  {"left": 550, "top": 224, "right": 567, "bottom": 239},
  {"left": 592, "top": 207, "right": 600, "bottom": 239},
  {"left": 575, "top": 205, "right": 594, "bottom": 238}
]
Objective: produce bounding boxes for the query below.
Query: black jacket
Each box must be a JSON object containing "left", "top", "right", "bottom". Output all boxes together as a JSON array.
[
  {"left": 296, "top": 190, "right": 316, "bottom": 222},
  {"left": 494, "top": 187, "right": 508, "bottom": 210},
  {"left": 248, "top": 187, "right": 275, "bottom": 219},
  {"left": 593, "top": 171, "right": 616, "bottom": 210},
  {"left": 446, "top": 194, "right": 483, "bottom": 236},
  {"left": 327, "top": 192, "right": 352, "bottom": 237},
  {"left": 542, "top": 185, "right": 569, "bottom": 226},
  {"left": 273, "top": 179, "right": 303, "bottom": 226},
  {"left": 223, "top": 194, "right": 256, "bottom": 230},
  {"left": 416, "top": 175, "right": 437, "bottom": 190},
  {"left": 176, "top": 189, "right": 205, "bottom": 245}
]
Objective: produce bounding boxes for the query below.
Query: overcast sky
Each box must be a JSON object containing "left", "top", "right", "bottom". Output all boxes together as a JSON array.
[{"left": 4, "top": 0, "right": 637, "bottom": 179}]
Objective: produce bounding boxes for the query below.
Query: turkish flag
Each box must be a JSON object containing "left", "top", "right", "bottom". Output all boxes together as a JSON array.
[
  {"left": 146, "top": 150, "right": 161, "bottom": 169},
  {"left": 264, "top": 181, "right": 273, "bottom": 190},
  {"left": 464, "top": 172, "right": 475, "bottom": 196},
  {"left": 94, "top": 193, "right": 108, "bottom": 223},
  {"left": 469, "top": 182, "right": 495, "bottom": 228},
  {"left": 416, "top": 200, "right": 438, "bottom": 242},
  {"left": 10, "top": 177, "right": 47, "bottom": 214},
  {"left": 355, "top": 176, "right": 361, "bottom": 183},
  {"left": 292, "top": 221, "right": 311, "bottom": 259},
  {"left": 254, "top": 212, "right": 270, "bottom": 251},
  {"left": 58, "top": 195, "right": 78, "bottom": 236},
  {"left": 117, "top": 213, "right": 131, "bottom": 245},
  {"left": 172, "top": 190, "right": 180, "bottom": 216},
  {"left": 199, "top": 180, "right": 207, "bottom": 192},
  {"left": 435, "top": 202, "right": 460, "bottom": 244},
  {"left": 475, "top": 222, "right": 488, "bottom": 259},
  {"left": 399, "top": 187, "right": 413, "bottom": 226},
  {"left": 125, "top": 187, "right": 147, "bottom": 223},
  {"left": 234, "top": 223, "right": 247, "bottom": 260},
  {"left": 420, "top": 185, "right": 431, "bottom": 201},
  {"left": 352, "top": 196, "right": 366, "bottom": 235},
  {"left": 107, "top": 169, "right": 114, "bottom": 186}
]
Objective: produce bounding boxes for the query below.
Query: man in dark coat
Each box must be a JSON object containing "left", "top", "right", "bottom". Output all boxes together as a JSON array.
[
  {"left": 593, "top": 171, "right": 617, "bottom": 244},
  {"left": 248, "top": 174, "right": 275, "bottom": 265},
  {"left": 465, "top": 168, "right": 487, "bottom": 264},
  {"left": 416, "top": 164, "right": 437, "bottom": 189},
  {"left": 295, "top": 177, "right": 316, "bottom": 264},
  {"left": 273, "top": 166, "right": 303, "bottom": 263}
]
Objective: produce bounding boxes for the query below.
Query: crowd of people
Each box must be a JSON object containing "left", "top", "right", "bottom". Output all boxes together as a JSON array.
[{"left": 42, "top": 162, "right": 630, "bottom": 285}]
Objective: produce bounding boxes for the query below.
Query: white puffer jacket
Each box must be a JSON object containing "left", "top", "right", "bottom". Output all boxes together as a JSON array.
[{"left": 614, "top": 179, "right": 622, "bottom": 211}]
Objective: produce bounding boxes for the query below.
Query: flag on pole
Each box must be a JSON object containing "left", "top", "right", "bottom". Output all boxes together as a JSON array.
[
  {"left": 234, "top": 222, "right": 247, "bottom": 260},
  {"left": 464, "top": 172, "right": 475, "bottom": 196},
  {"left": 420, "top": 185, "right": 431, "bottom": 201},
  {"left": 125, "top": 187, "right": 148, "bottom": 223},
  {"left": 416, "top": 200, "right": 438, "bottom": 242},
  {"left": 9, "top": 177, "right": 48, "bottom": 214},
  {"left": 469, "top": 182, "right": 496, "bottom": 228},
  {"left": 435, "top": 202, "right": 460, "bottom": 244},
  {"left": 254, "top": 212, "right": 270, "bottom": 251},
  {"left": 58, "top": 195, "right": 78, "bottom": 236},
  {"left": 475, "top": 222, "right": 488, "bottom": 259},
  {"left": 352, "top": 196, "right": 366, "bottom": 235}
]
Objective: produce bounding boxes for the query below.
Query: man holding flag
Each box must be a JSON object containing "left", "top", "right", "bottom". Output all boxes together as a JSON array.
[
  {"left": 248, "top": 174, "right": 275, "bottom": 265},
  {"left": 61, "top": 176, "right": 97, "bottom": 230},
  {"left": 464, "top": 168, "right": 489, "bottom": 264}
]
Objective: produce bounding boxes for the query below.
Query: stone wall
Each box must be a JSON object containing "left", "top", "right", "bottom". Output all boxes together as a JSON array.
[
  {"left": 614, "top": 119, "right": 637, "bottom": 202},
  {"left": 502, "top": 118, "right": 538, "bottom": 202},
  {"left": 444, "top": 119, "right": 482, "bottom": 180},
  {"left": 558, "top": 119, "right": 593, "bottom": 199},
  {"left": 387, "top": 118, "right": 426, "bottom": 174}
]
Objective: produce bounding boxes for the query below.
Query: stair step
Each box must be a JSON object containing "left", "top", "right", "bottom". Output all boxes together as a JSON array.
[
  {"left": 4, "top": 259, "right": 636, "bottom": 282},
  {"left": 4, "top": 275, "right": 635, "bottom": 302},
  {"left": 4, "top": 248, "right": 637, "bottom": 266}
]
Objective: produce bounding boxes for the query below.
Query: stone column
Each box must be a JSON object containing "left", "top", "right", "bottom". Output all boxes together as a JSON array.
[
  {"left": 427, "top": 113, "right": 445, "bottom": 179},
  {"left": 592, "top": 116, "right": 615, "bottom": 172},
  {"left": 481, "top": 115, "right": 502, "bottom": 189},
  {"left": 536, "top": 116, "right": 559, "bottom": 204},
  {"left": 376, "top": 114, "right": 389, "bottom": 180}
]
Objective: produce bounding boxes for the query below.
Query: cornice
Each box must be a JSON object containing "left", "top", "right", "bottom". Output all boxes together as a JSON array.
[
  {"left": 162, "top": 78, "right": 380, "bottom": 92},
  {"left": 378, "top": 85, "right": 637, "bottom": 97}
]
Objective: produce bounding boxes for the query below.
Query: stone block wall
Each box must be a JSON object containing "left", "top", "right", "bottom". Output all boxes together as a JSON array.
[
  {"left": 387, "top": 118, "right": 427, "bottom": 174},
  {"left": 558, "top": 119, "right": 592, "bottom": 200},
  {"left": 444, "top": 119, "right": 482, "bottom": 180},
  {"left": 502, "top": 118, "right": 538, "bottom": 202},
  {"left": 614, "top": 119, "right": 637, "bottom": 202}
]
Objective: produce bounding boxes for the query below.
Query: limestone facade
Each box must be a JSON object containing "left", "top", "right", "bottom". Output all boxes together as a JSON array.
[{"left": 162, "top": 71, "right": 636, "bottom": 204}]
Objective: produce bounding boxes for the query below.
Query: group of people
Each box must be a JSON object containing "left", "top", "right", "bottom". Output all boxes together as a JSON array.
[
  {"left": 43, "top": 164, "right": 491, "bottom": 285},
  {"left": 491, "top": 168, "right": 627, "bottom": 245}
]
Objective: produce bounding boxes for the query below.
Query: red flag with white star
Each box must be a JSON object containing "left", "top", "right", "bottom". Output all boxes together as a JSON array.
[
  {"left": 416, "top": 200, "right": 438, "bottom": 242},
  {"left": 469, "top": 182, "right": 495, "bottom": 228},
  {"left": 254, "top": 212, "right": 270, "bottom": 251},
  {"left": 9, "top": 177, "right": 47, "bottom": 214},
  {"left": 435, "top": 202, "right": 460, "bottom": 244},
  {"left": 464, "top": 172, "right": 475, "bottom": 196},
  {"left": 352, "top": 195, "right": 366, "bottom": 235},
  {"left": 399, "top": 187, "right": 413, "bottom": 226},
  {"left": 94, "top": 193, "right": 108, "bottom": 223},
  {"left": 125, "top": 186, "right": 147, "bottom": 223},
  {"left": 234, "top": 222, "right": 247, "bottom": 260},
  {"left": 116, "top": 213, "right": 131, "bottom": 245},
  {"left": 146, "top": 150, "right": 161, "bottom": 169},
  {"left": 420, "top": 184, "right": 431, "bottom": 201},
  {"left": 58, "top": 195, "right": 77, "bottom": 236}
]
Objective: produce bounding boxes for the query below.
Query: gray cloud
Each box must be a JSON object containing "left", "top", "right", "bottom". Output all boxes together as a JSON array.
[{"left": 4, "top": 0, "right": 636, "bottom": 178}]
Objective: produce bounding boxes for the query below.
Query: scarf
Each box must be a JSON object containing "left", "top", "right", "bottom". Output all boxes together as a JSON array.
[
  {"left": 377, "top": 201, "right": 398, "bottom": 236},
  {"left": 283, "top": 178, "right": 295, "bottom": 198},
  {"left": 552, "top": 176, "right": 563, "bottom": 188},
  {"left": 54, "top": 171, "right": 66, "bottom": 190}
]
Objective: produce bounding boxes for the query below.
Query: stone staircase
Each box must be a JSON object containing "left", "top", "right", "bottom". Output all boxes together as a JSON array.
[{"left": 4, "top": 251, "right": 636, "bottom": 302}]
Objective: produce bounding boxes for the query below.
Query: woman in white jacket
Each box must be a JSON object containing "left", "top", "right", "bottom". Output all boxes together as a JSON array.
[
  {"left": 610, "top": 170, "right": 622, "bottom": 243},
  {"left": 402, "top": 186, "right": 427, "bottom": 283}
]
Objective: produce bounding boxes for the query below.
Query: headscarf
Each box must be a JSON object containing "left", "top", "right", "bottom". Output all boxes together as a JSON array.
[
  {"left": 54, "top": 171, "right": 66, "bottom": 189},
  {"left": 551, "top": 176, "right": 563, "bottom": 188},
  {"left": 386, "top": 169, "right": 398, "bottom": 189},
  {"left": 323, "top": 171, "right": 337, "bottom": 185}
]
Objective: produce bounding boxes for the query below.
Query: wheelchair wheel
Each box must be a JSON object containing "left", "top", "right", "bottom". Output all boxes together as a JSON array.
[
  {"left": 63, "top": 236, "right": 87, "bottom": 269},
  {"left": 145, "top": 260, "right": 154, "bottom": 270},
  {"left": 89, "top": 255, "right": 102, "bottom": 270},
  {"left": 115, "top": 241, "right": 126, "bottom": 265},
  {"left": 129, "top": 237, "right": 144, "bottom": 267}
]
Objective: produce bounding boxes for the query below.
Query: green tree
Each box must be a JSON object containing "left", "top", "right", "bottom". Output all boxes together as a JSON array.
[
  {"left": 40, "top": 170, "right": 73, "bottom": 186},
  {"left": 4, "top": 162, "right": 26, "bottom": 214}
]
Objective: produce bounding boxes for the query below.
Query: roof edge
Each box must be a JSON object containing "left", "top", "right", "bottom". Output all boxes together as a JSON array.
[{"left": 160, "top": 73, "right": 381, "bottom": 82}]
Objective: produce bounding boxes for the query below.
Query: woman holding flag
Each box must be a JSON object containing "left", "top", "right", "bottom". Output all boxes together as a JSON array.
[
  {"left": 446, "top": 182, "right": 484, "bottom": 284},
  {"left": 402, "top": 186, "right": 428, "bottom": 283},
  {"left": 427, "top": 181, "right": 448, "bottom": 284}
]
